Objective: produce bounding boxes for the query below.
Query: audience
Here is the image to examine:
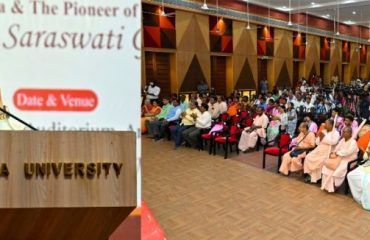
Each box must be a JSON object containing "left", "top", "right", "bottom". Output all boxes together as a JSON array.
[{"left": 142, "top": 78, "right": 370, "bottom": 200}]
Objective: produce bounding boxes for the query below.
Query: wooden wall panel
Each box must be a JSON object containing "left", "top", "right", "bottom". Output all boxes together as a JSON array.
[
  {"left": 271, "top": 29, "right": 292, "bottom": 88},
  {"left": 349, "top": 43, "right": 360, "bottom": 83},
  {"left": 176, "top": 11, "right": 210, "bottom": 92},
  {"left": 233, "top": 21, "right": 257, "bottom": 91},
  {"left": 328, "top": 40, "right": 341, "bottom": 82},
  {"left": 305, "top": 35, "right": 320, "bottom": 80}
]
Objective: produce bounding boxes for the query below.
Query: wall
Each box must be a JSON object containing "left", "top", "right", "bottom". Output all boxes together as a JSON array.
[{"left": 142, "top": 2, "right": 370, "bottom": 95}]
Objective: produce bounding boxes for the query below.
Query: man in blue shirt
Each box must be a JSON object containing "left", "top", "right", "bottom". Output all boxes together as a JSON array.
[{"left": 150, "top": 98, "right": 181, "bottom": 141}]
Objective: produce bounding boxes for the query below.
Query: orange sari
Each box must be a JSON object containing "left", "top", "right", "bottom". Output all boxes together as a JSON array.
[{"left": 141, "top": 106, "right": 161, "bottom": 133}]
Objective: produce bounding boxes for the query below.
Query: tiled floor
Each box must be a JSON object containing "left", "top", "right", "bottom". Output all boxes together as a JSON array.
[{"left": 142, "top": 138, "right": 370, "bottom": 239}]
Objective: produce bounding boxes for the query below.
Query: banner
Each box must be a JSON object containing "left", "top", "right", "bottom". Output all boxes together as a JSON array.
[{"left": 0, "top": 0, "right": 141, "bottom": 203}]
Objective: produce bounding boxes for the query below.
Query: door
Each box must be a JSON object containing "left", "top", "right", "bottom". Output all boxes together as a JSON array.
[
  {"left": 211, "top": 56, "right": 227, "bottom": 96},
  {"left": 145, "top": 52, "right": 171, "bottom": 98}
]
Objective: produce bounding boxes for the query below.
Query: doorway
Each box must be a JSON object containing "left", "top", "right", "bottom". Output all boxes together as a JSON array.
[
  {"left": 145, "top": 52, "right": 172, "bottom": 98},
  {"left": 211, "top": 56, "right": 227, "bottom": 96}
]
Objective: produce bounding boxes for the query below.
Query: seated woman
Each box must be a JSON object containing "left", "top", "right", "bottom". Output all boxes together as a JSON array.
[
  {"left": 279, "top": 122, "right": 316, "bottom": 175},
  {"left": 266, "top": 105, "right": 287, "bottom": 144},
  {"left": 141, "top": 101, "right": 161, "bottom": 134},
  {"left": 321, "top": 127, "right": 359, "bottom": 193}
]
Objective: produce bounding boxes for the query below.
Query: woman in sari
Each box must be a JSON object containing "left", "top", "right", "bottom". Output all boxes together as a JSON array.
[
  {"left": 266, "top": 106, "right": 287, "bottom": 144},
  {"left": 141, "top": 101, "right": 161, "bottom": 134},
  {"left": 279, "top": 122, "right": 316, "bottom": 175}
]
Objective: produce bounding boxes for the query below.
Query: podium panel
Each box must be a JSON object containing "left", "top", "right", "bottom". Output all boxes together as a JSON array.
[{"left": 0, "top": 131, "right": 137, "bottom": 239}]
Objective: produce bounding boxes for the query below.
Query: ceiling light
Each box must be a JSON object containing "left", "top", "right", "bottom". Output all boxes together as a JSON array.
[
  {"left": 288, "top": 21, "right": 293, "bottom": 26},
  {"left": 336, "top": 31, "right": 340, "bottom": 35},
  {"left": 311, "top": 2, "right": 315, "bottom": 5},
  {"left": 201, "top": 0, "right": 209, "bottom": 10},
  {"left": 367, "top": 39, "right": 370, "bottom": 42},
  {"left": 246, "top": 24, "right": 251, "bottom": 30},
  {"left": 352, "top": 11, "right": 356, "bottom": 15},
  {"left": 344, "top": 20, "right": 356, "bottom": 25}
]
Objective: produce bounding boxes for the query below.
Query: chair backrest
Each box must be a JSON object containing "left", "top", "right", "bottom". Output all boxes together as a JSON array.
[
  {"left": 245, "top": 118, "right": 253, "bottom": 127},
  {"left": 229, "top": 125, "right": 239, "bottom": 136},
  {"left": 230, "top": 115, "right": 241, "bottom": 125},
  {"left": 279, "top": 132, "right": 291, "bottom": 148},
  {"left": 239, "top": 111, "right": 248, "bottom": 119},
  {"left": 219, "top": 113, "right": 229, "bottom": 122}
]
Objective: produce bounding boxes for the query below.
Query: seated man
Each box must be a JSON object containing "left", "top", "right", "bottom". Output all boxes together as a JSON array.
[
  {"left": 321, "top": 127, "right": 359, "bottom": 193},
  {"left": 347, "top": 141, "right": 370, "bottom": 209},
  {"left": 279, "top": 122, "right": 316, "bottom": 175},
  {"left": 238, "top": 107, "right": 269, "bottom": 152},
  {"left": 146, "top": 97, "right": 173, "bottom": 137},
  {"left": 304, "top": 119, "right": 340, "bottom": 183},
  {"left": 341, "top": 114, "right": 359, "bottom": 138},
  {"left": 208, "top": 96, "right": 220, "bottom": 120},
  {"left": 182, "top": 103, "right": 212, "bottom": 149},
  {"left": 149, "top": 99, "right": 181, "bottom": 141},
  {"left": 171, "top": 101, "right": 200, "bottom": 149}
]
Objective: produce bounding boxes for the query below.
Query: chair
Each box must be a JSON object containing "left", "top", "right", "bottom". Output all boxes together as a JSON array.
[
  {"left": 218, "top": 113, "right": 229, "bottom": 123},
  {"left": 213, "top": 125, "right": 240, "bottom": 159},
  {"left": 201, "top": 123, "right": 225, "bottom": 155},
  {"left": 344, "top": 149, "right": 365, "bottom": 194},
  {"left": 229, "top": 115, "right": 241, "bottom": 125},
  {"left": 262, "top": 132, "right": 291, "bottom": 172}
]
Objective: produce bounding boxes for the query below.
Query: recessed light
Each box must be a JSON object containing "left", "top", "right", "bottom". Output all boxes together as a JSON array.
[
  {"left": 311, "top": 2, "right": 315, "bottom": 5},
  {"left": 352, "top": 11, "right": 356, "bottom": 15}
]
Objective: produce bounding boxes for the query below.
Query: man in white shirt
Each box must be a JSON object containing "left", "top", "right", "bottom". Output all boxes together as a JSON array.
[
  {"left": 182, "top": 103, "right": 212, "bottom": 149},
  {"left": 216, "top": 96, "right": 228, "bottom": 114},
  {"left": 145, "top": 82, "right": 160, "bottom": 102},
  {"left": 208, "top": 96, "right": 220, "bottom": 120}
]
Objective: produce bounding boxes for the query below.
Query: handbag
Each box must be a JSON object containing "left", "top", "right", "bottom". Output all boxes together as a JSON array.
[
  {"left": 289, "top": 133, "right": 309, "bottom": 157},
  {"left": 289, "top": 149, "right": 306, "bottom": 157}
]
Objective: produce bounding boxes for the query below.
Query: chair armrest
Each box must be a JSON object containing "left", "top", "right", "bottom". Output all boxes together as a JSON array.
[{"left": 347, "top": 158, "right": 360, "bottom": 172}]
